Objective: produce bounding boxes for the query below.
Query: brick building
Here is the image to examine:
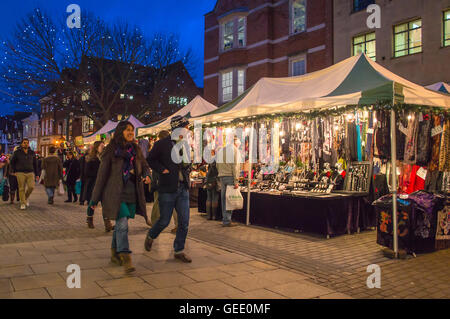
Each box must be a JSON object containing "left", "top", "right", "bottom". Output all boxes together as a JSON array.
[
  {"left": 0, "top": 112, "right": 30, "bottom": 154},
  {"left": 334, "top": 0, "right": 450, "bottom": 86},
  {"left": 203, "top": 0, "right": 334, "bottom": 106}
]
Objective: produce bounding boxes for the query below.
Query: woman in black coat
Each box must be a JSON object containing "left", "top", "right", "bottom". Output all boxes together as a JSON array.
[
  {"left": 84, "top": 141, "right": 105, "bottom": 229},
  {"left": 89, "top": 121, "right": 151, "bottom": 274},
  {"left": 63, "top": 152, "right": 80, "bottom": 203}
]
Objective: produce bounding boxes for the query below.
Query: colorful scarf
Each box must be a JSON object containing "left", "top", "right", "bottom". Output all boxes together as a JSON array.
[{"left": 115, "top": 144, "right": 136, "bottom": 185}]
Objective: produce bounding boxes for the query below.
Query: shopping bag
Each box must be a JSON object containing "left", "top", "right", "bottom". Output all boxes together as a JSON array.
[
  {"left": 75, "top": 180, "right": 81, "bottom": 195},
  {"left": 58, "top": 181, "right": 65, "bottom": 196},
  {"left": 225, "top": 185, "right": 243, "bottom": 211},
  {"left": 0, "top": 179, "right": 5, "bottom": 196},
  {"left": 39, "top": 170, "right": 45, "bottom": 185}
]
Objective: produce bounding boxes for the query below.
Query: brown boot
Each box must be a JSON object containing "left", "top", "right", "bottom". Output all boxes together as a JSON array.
[
  {"left": 111, "top": 248, "right": 122, "bottom": 266},
  {"left": 104, "top": 218, "right": 113, "bottom": 232},
  {"left": 118, "top": 253, "right": 136, "bottom": 273},
  {"left": 86, "top": 217, "right": 94, "bottom": 229}
]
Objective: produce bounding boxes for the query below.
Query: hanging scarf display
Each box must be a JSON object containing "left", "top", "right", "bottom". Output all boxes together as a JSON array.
[
  {"left": 438, "top": 118, "right": 450, "bottom": 171},
  {"left": 415, "top": 113, "right": 432, "bottom": 166},
  {"left": 115, "top": 144, "right": 137, "bottom": 185},
  {"left": 396, "top": 111, "right": 407, "bottom": 161},
  {"left": 356, "top": 116, "right": 362, "bottom": 162},
  {"left": 374, "top": 110, "right": 391, "bottom": 160},
  {"left": 347, "top": 120, "right": 358, "bottom": 161},
  {"left": 403, "top": 113, "right": 419, "bottom": 164},
  {"left": 429, "top": 115, "right": 443, "bottom": 171}
]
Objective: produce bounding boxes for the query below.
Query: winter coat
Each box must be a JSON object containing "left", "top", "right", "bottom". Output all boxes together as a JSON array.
[
  {"left": 91, "top": 142, "right": 150, "bottom": 221},
  {"left": 147, "top": 136, "right": 191, "bottom": 193},
  {"left": 42, "top": 155, "right": 63, "bottom": 188},
  {"left": 10, "top": 147, "right": 38, "bottom": 175},
  {"left": 63, "top": 158, "right": 80, "bottom": 185}
]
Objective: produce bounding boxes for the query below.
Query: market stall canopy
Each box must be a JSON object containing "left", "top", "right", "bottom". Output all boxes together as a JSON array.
[
  {"left": 137, "top": 95, "right": 217, "bottom": 136},
  {"left": 83, "top": 120, "right": 117, "bottom": 144},
  {"left": 106, "top": 115, "right": 145, "bottom": 135},
  {"left": 426, "top": 82, "right": 450, "bottom": 94},
  {"left": 194, "top": 54, "right": 450, "bottom": 124},
  {"left": 83, "top": 115, "right": 145, "bottom": 144}
]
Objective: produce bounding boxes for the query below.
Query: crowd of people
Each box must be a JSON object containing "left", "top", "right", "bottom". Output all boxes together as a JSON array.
[{"left": 0, "top": 115, "right": 242, "bottom": 274}]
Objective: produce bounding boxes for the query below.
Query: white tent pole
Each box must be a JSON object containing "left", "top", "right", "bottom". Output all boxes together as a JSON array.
[
  {"left": 246, "top": 122, "right": 254, "bottom": 226},
  {"left": 390, "top": 108, "right": 399, "bottom": 258}
]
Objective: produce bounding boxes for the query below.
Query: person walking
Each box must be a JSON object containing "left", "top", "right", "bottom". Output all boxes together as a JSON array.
[
  {"left": 63, "top": 152, "right": 81, "bottom": 203},
  {"left": 144, "top": 115, "right": 192, "bottom": 263},
  {"left": 5, "top": 154, "right": 19, "bottom": 204},
  {"left": 41, "top": 146, "right": 63, "bottom": 204},
  {"left": 84, "top": 141, "right": 106, "bottom": 229},
  {"left": 10, "top": 139, "right": 38, "bottom": 210},
  {"left": 205, "top": 150, "right": 220, "bottom": 221},
  {"left": 89, "top": 121, "right": 151, "bottom": 273},
  {"left": 216, "top": 137, "right": 241, "bottom": 227}
]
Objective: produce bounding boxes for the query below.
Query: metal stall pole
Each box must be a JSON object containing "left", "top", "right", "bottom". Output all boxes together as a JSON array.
[
  {"left": 246, "top": 122, "right": 255, "bottom": 226},
  {"left": 390, "top": 108, "right": 399, "bottom": 258}
]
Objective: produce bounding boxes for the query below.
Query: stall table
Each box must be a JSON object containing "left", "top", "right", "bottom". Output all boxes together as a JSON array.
[{"left": 231, "top": 190, "right": 376, "bottom": 238}]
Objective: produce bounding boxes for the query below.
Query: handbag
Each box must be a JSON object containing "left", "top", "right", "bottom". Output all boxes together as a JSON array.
[
  {"left": 225, "top": 185, "right": 244, "bottom": 211},
  {"left": 58, "top": 181, "right": 65, "bottom": 196},
  {"left": 2, "top": 180, "right": 9, "bottom": 202}
]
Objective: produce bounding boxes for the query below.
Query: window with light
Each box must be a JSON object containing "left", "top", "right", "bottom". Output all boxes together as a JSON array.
[
  {"left": 444, "top": 10, "right": 450, "bottom": 47},
  {"left": 221, "top": 16, "right": 246, "bottom": 52},
  {"left": 290, "top": 55, "right": 306, "bottom": 76},
  {"left": 291, "top": 0, "right": 306, "bottom": 34},
  {"left": 394, "top": 19, "right": 422, "bottom": 57},
  {"left": 353, "top": 32, "right": 376, "bottom": 60},
  {"left": 221, "top": 71, "right": 233, "bottom": 102}
]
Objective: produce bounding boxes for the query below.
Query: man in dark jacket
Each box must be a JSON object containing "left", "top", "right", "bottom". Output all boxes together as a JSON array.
[
  {"left": 63, "top": 152, "right": 81, "bottom": 203},
  {"left": 144, "top": 116, "right": 192, "bottom": 263},
  {"left": 10, "top": 139, "right": 38, "bottom": 210}
]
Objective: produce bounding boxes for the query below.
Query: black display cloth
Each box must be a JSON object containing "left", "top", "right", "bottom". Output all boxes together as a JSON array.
[{"left": 229, "top": 191, "right": 375, "bottom": 237}]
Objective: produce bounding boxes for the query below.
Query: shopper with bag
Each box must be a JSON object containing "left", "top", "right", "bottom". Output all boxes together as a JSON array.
[
  {"left": 41, "top": 146, "right": 63, "bottom": 205},
  {"left": 10, "top": 139, "right": 38, "bottom": 210},
  {"left": 144, "top": 115, "right": 192, "bottom": 263},
  {"left": 89, "top": 121, "right": 151, "bottom": 273},
  {"left": 63, "top": 152, "right": 80, "bottom": 203},
  {"left": 84, "top": 141, "right": 105, "bottom": 229},
  {"left": 216, "top": 137, "right": 242, "bottom": 227}
]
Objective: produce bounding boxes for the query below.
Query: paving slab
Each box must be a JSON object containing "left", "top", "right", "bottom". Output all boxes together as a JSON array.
[
  {"left": 11, "top": 273, "right": 65, "bottom": 290},
  {"left": 182, "top": 280, "right": 243, "bottom": 298},
  {"left": 141, "top": 272, "right": 196, "bottom": 288},
  {"left": 268, "top": 281, "right": 337, "bottom": 299}
]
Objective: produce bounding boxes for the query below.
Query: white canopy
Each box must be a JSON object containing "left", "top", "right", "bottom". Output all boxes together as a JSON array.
[
  {"left": 137, "top": 95, "right": 217, "bottom": 136},
  {"left": 83, "top": 115, "right": 145, "bottom": 144},
  {"left": 194, "top": 54, "right": 450, "bottom": 124}
]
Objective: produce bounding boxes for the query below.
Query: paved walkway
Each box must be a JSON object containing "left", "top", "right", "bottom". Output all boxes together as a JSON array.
[
  {"left": 0, "top": 185, "right": 448, "bottom": 299},
  {"left": 0, "top": 186, "right": 349, "bottom": 299}
]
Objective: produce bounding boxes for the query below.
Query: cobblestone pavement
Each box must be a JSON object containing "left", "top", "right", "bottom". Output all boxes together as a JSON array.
[{"left": 0, "top": 185, "right": 449, "bottom": 299}]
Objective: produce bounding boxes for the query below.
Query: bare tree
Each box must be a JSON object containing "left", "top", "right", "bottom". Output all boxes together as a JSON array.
[{"left": 0, "top": 8, "right": 198, "bottom": 126}]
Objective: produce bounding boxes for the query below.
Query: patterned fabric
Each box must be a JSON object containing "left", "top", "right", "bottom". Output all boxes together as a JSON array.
[
  {"left": 438, "top": 119, "right": 450, "bottom": 171},
  {"left": 428, "top": 115, "right": 442, "bottom": 171},
  {"left": 403, "top": 113, "right": 419, "bottom": 164},
  {"left": 415, "top": 113, "right": 432, "bottom": 166},
  {"left": 115, "top": 144, "right": 136, "bottom": 185}
]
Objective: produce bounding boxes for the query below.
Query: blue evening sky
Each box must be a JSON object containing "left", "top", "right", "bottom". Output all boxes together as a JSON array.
[{"left": 0, "top": 0, "right": 216, "bottom": 114}]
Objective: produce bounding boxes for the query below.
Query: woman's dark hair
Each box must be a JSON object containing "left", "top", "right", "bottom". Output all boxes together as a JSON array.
[
  {"left": 49, "top": 146, "right": 56, "bottom": 154},
  {"left": 109, "top": 120, "right": 144, "bottom": 161},
  {"left": 111, "top": 121, "right": 135, "bottom": 148}
]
